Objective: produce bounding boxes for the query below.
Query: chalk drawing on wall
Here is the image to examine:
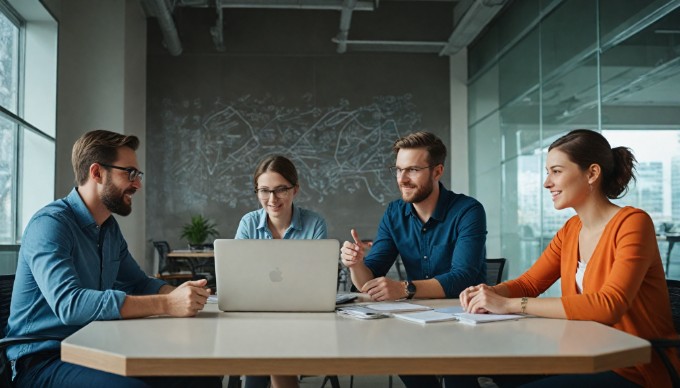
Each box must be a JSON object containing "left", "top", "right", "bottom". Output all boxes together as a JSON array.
[{"left": 155, "top": 94, "right": 423, "bottom": 209}]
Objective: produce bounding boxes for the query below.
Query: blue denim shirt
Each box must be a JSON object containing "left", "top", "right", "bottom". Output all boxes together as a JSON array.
[
  {"left": 234, "top": 205, "right": 327, "bottom": 240},
  {"left": 364, "top": 183, "right": 487, "bottom": 298},
  {"left": 6, "top": 188, "right": 166, "bottom": 362}
]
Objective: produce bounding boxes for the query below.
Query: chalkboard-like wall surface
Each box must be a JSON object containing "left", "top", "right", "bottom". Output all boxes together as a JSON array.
[{"left": 146, "top": 7, "right": 451, "bottom": 250}]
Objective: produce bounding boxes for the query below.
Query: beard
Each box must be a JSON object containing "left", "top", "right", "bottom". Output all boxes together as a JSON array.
[
  {"left": 399, "top": 176, "right": 435, "bottom": 204},
  {"left": 101, "top": 177, "right": 134, "bottom": 216}
]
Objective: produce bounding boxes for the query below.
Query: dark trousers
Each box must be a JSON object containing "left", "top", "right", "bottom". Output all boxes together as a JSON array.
[
  {"left": 443, "top": 371, "right": 641, "bottom": 388},
  {"left": 15, "top": 351, "right": 223, "bottom": 388},
  {"left": 244, "top": 375, "right": 270, "bottom": 388}
]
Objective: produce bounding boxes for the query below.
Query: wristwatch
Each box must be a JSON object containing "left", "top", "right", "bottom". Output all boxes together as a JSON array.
[{"left": 405, "top": 281, "right": 417, "bottom": 299}]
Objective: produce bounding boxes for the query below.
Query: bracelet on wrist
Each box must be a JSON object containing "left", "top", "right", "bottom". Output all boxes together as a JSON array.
[{"left": 520, "top": 297, "right": 528, "bottom": 314}]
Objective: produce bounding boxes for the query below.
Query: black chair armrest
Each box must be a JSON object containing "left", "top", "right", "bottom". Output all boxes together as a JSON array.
[
  {"left": 0, "top": 336, "right": 62, "bottom": 350},
  {"left": 0, "top": 336, "right": 63, "bottom": 386},
  {"left": 650, "top": 338, "right": 680, "bottom": 387}
]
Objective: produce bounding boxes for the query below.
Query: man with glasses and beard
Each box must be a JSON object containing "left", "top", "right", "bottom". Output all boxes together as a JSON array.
[
  {"left": 340, "top": 132, "right": 487, "bottom": 387},
  {"left": 5, "top": 130, "right": 221, "bottom": 388}
]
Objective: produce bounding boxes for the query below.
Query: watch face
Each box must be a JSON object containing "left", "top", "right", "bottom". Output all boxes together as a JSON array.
[{"left": 407, "top": 281, "right": 416, "bottom": 293}]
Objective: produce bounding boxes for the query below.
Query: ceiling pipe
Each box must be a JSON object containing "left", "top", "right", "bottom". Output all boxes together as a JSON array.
[
  {"left": 335, "top": 0, "right": 357, "bottom": 53},
  {"left": 332, "top": 39, "right": 447, "bottom": 53},
  {"left": 148, "top": 0, "right": 183, "bottom": 56},
  {"left": 212, "top": 0, "right": 374, "bottom": 10},
  {"left": 211, "top": 0, "right": 226, "bottom": 51}
]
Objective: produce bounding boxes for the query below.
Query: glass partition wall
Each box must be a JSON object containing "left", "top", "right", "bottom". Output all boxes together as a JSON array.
[{"left": 468, "top": 0, "right": 680, "bottom": 287}]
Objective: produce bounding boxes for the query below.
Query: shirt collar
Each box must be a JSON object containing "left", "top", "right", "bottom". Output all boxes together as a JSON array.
[
  {"left": 404, "top": 182, "right": 452, "bottom": 222},
  {"left": 255, "top": 204, "right": 301, "bottom": 232},
  {"left": 289, "top": 204, "right": 302, "bottom": 231},
  {"left": 66, "top": 187, "right": 100, "bottom": 229}
]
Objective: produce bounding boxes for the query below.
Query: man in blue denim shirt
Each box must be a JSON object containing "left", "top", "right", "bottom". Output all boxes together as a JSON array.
[
  {"left": 6, "top": 130, "right": 220, "bottom": 388},
  {"left": 340, "top": 131, "right": 487, "bottom": 387},
  {"left": 341, "top": 131, "right": 487, "bottom": 300}
]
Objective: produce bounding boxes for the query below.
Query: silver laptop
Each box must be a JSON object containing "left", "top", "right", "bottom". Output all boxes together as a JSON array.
[{"left": 214, "top": 239, "right": 340, "bottom": 312}]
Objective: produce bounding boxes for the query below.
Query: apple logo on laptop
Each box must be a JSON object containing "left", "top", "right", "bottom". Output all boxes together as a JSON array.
[{"left": 269, "top": 267, "right": 283, "bottom": 282}]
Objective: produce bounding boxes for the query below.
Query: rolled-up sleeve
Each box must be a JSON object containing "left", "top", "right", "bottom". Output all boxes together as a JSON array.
[{"left": 114, "top": 241, "right": 166, "bottom": 296}]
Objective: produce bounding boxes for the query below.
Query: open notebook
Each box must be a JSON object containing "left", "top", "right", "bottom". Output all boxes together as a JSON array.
[{"left": 393, "top": 306, "right": 527, "bottom": 325}]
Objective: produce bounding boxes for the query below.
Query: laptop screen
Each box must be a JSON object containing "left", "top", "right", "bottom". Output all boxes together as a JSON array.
[{"left": 214, "top": 239, "right": 340, "bottom": 312}]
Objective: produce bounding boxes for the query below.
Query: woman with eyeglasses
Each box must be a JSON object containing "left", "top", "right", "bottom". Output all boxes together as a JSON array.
[{"left": 235, "top": 155, "right": 327, "bottom": 388}]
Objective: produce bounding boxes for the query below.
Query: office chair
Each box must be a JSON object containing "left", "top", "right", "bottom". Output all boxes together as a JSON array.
[
  {"left": 0, "top": 274, "right": 61, "bottom": 387},
  {"left": 650, "top": 279, "right": 680, "bottom": 386},
  {"left": 485, "top": 258, "right": 507, "bottom": 286},
  {"left": 152, "top": 241, "right": 193, "bottom": 286}
]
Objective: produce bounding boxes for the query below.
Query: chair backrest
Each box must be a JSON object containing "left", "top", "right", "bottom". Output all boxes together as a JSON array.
[
  {"left": 0, "top": 275, "right": 15, "bottom": 338},
  {"left": 152, "top": 241, "right": 172, "bottom": 274},
  {"left": 153, "top": 241, "right": 171, "bottom": 257},
  {"left": 486, "top": 258, "right": 506, "bottom": 286},
  {"left": 666, "top": 279, "right": 680, "bottom": 334}
]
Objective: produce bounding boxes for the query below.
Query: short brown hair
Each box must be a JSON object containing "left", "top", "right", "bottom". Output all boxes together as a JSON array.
[
  {"left": 72, "top": 130, "right": 140, "bottom": 185},
  {"left": 392, "top": 131, "right": 447, "bottom": 166},
  {"left": 253, "top": 155, "right": 299, "bottom": 191}
]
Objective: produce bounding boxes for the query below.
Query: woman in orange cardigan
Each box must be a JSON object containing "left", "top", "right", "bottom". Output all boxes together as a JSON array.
[{"left": 460, "top": 129, "right": 679, "bottom": 387}]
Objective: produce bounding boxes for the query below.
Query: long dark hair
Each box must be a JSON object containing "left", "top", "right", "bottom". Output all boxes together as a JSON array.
[{"left": 549, "top": 129, "right": 636, "bottom": 199}]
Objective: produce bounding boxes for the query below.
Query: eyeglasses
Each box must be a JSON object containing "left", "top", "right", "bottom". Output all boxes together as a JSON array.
[
  {"left": 255, "top": 186, "right": 295, "bottom": 199},
  {"left": 99, "top": 163, "right": 144, "bottom": 182},
  {"left": 389, "top": 165, "right": 437, "bottom": 178}
]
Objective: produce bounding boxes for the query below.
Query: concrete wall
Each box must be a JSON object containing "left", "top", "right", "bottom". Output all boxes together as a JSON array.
[{"left": 48, "top": 0, "right": 150, "bottom": 271}]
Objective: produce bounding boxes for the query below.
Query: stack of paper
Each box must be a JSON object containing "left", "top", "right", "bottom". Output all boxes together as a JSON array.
[
  {"left": 337, "top": 306, "right": 389, "bottom": 320},
  {"left": 362, "top": 302, "right": 433, "bottom": 313},
  {"left": 393, "top": 310, "right": 458, "bottom": 324},
  {"left": 452, "top": 312, "right": 525, "bottom": 325},
  {"left": 393, "top": 306, "right": 527, "bottom": 325}
]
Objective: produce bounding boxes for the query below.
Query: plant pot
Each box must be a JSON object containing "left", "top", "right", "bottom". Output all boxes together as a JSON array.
[{"left": 188, "top": 244, "right": 204, "bottom": 252}]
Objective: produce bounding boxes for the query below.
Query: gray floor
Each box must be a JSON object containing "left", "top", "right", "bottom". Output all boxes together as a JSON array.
[{"left": 223, "top": 375, "right": 407, "bottom": 388}]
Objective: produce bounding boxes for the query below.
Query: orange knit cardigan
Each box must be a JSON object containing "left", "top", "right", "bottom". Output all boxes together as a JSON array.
[{"left": 503, "top": 206, "right": 679, "bottom": 386}]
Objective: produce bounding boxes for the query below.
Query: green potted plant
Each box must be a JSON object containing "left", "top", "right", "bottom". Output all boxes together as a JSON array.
[{"left": 181, "top": 215, "right": 219, "bottom": 251}]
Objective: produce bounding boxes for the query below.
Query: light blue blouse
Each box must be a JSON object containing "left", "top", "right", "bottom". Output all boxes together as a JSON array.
[{"left": 234, "top": 205, "right": 327, "bottom": 240}]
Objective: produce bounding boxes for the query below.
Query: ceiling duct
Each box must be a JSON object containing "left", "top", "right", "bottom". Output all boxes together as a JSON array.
[
  {"left": 144, "top": 0, "right": 498, "bottom": 56},
  {"left": 145, "top": 0, "right": 183, "bottom": 56},
  {"left": 440, "top": 0, "right": 506, "bottom": 55}
]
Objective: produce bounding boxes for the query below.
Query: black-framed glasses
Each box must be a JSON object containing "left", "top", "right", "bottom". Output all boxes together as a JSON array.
[
  {"left": 99, "top": 163, "right": 144, "bottom": 182},
  {"left": 389, "top": 165, "right": 437, "bottom": 178},
  {"left": 255, "top": 186, "right": 295, "bottom": 199}
]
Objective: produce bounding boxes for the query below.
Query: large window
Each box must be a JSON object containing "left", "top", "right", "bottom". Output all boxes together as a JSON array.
[
  {"left": 0, "top": 1, "right": 56, "bottom": 274},
  {"left": 468, "top": 0, "right": 680, "bottom": 286}
]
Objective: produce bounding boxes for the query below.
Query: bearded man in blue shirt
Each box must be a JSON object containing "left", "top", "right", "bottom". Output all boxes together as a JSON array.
[
  {"left": 341, "top": 131, "right": 487, "bottom": 388},
  {"left": 6, "top": 130, "right": 221, "bottom": 388}
]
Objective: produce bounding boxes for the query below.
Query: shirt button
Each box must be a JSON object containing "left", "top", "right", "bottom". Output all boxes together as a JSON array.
[
  {"left": 425, "top": 276, "right": 429, "bottom": 279},
  {"left": 422, "top": 228, "right": 427, "bottom": 232}
]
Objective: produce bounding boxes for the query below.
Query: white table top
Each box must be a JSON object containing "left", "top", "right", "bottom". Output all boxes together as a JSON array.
[{"left": 61, "top": 299, "right": 650, "bottom": 376}]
